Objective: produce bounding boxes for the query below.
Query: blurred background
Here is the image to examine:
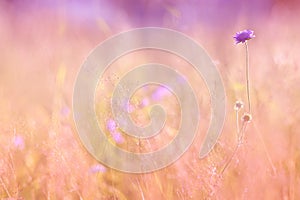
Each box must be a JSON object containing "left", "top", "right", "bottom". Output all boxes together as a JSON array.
[{"left": 1, "top": 0, "right": 300, "bottom": 199}]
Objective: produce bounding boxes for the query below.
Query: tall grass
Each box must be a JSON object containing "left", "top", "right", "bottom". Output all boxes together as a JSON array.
[{"left": 1, "top": 2, "right": 300, "bottom": 199}]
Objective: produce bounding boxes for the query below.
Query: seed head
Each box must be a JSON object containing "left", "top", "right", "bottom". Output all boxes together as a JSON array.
[
  {"left": 234, "top": 100, "right": 244, "bottom": 111},
  {"left": 241, "top": 113, "right": 252, "bottom": 123}
]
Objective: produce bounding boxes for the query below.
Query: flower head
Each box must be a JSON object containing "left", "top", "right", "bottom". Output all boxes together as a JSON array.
[
  {"left": 151, "top": 86, "right": 170, "bottom": 101},
  {"left": 141, "top": 98, "right": 149, "bottom": 107},
  {"left": 234, "top": 100, "right": 244, "bottom": 111},
  {"left": 241, "top": 113, "right": 252, "bottom": 123},
  {"left": 111, "top": 131, "right": 124, "bottom": 144},
  {"left": 106, "top": 119, "right": 117, "bottom": 133},
  {"left": 90, "top": 164, "right": 106, "bottom": 173},
  {"left": 13, "top": 135, "right": 25, "bottom": 150},
  {"left": 234, "top": 29, "right": 255, "bottom": 44}
]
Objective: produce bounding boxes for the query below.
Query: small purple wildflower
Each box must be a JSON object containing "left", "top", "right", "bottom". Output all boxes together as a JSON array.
[
  {"left": 13, "top": 135, "right": 25, "bottom": 150},
  {"left": 111, "top": 131, "right": 124, "bottom": 144},
  {"left": 106, "top": 119, "right": 117, "bottom": 133},
  {"left": 151, "top": 86, "right": 170, "bottom": 101},
  {"left": 106, "top": 119, "right": 124, "bottom": 143},
  {"left": 90, "top": 164, "right": 106, "bottom": 173},
  {"left": 141, "top": 98, "right": 149, "bottom": 107},
  {"left": 233, "top": 29, "right": 255, "bottom": 44}
]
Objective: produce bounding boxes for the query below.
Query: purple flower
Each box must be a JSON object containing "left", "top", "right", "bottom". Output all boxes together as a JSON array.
[
  {"left": 233, "top": 29, "right": 255, "bottom": 44},
  {"left": 141, "top": 98, "right": 149, "bottom": 107},
  {"left": 13, "top": 135, "right": 25, "bottom": 150},
  {"left": 151, "top": 86, "right": 170, "bottom": 101},
  {"left": 111, "top": 131, "right": 124, "bottom": 144},
  {"left": 106, "top": 119, "right": 117, "bottom": 133},
  {"left": 106, "top": 119, "right": 124, "bottom": 143},
  {"left": 90, "top": 164, "right": 106, "bottom": 173}
]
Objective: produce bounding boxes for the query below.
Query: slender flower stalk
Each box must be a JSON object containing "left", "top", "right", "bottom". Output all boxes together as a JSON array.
[
  {"left": 234, "top": 29, "right": 254, "bottom": 113},
  {"left": 221, "top": 30, "right": 255, "bottom": 175},
  {"left": 0, "top": 177, "right": 11, "bottom": 198},
  {"left": 221, "top": 118, "right": 247, "bottom": 175},
  {"left": 245, "top": 42, "right": 251, "bottom": 113},
  {"left": 234, "top": 100, "right": 244, "bottom": 138},
  {"left": 236, "top": 110, "right": 239, "bottom": 138}
]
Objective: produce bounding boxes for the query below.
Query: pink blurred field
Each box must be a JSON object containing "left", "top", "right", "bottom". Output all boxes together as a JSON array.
[{"left": 1, "top": 1, "right": 300, "bottom": 199}]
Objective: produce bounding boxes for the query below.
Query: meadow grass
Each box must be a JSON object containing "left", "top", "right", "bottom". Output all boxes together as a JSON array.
[{"left": 1, "top": 4, "right": 300, "bottom": 199}]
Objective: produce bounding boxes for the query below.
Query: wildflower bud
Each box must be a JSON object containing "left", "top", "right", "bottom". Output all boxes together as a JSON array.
[
  {"left": 241, "top": 113, "right": 252, "bottom": 123},
  {"left": 234, "top": 100, "right": 244, "bottom": 111}
]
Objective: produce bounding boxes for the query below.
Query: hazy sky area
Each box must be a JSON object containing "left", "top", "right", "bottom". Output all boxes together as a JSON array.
[{"left": 2, "top": 0, "right": 298, "bottom": 31}]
